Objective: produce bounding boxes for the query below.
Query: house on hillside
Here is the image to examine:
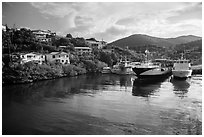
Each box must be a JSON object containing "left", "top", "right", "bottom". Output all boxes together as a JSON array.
[
  {"left": 19, "top": 52, "right": 45, "bottom": 64},
  {"left": 2, "top": 25, "right": 6, "bottom": 31},
  {"left": 32, "top": 29, "right": 56, "bottom": 43},
  {"left": 74, "top": 47, "right": 92, "bottom": 55},
  {"left": 86, "top": 38, "right": 107, "bottom": 49},
  {"left": 46, "top": 52, "right": 70, "bottom": 64}
]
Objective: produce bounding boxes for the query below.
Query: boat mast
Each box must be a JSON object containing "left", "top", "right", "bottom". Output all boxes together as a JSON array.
[{"left": 145, "top": 49, "right": 149, "bottom": 62}]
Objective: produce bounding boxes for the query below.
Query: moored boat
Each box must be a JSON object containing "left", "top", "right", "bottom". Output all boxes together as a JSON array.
[
  {"left": 132, "top": 62, "right": 160, "bottom": 76},
  {"left": 132, "top": 50, "right": 160, "bottom": 76},
  {"left": 101, "top": 67, "right": 111, "bottom": 74},
  {"left": 111, "top": 59, "right": 134, "bottom": 75},
  {"left": 137, "top": 67, "right": 172, "bottom": 80},
  {"left": 172, "top": 54, "right": 192, "bottom": 79}
]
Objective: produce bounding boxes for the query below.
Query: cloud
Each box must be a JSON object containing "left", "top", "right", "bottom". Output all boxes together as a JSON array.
[
  {"left": 167, "top": 3, "right": 202, "bottom": 23},
  {"left": 29, "top": 2, "right": 202, "bottom": 42},
  {"left": 74, "top": 16, "right": 93, "bottom": 27},
  {"left": 31, "top": 2, "right": 77, "bottom": 18},
  {"left": 116, "top": 17, "right": 136, "bottom": 26},
  {"left": 93, "top": 26, "right": 129, "bottom": 42}
]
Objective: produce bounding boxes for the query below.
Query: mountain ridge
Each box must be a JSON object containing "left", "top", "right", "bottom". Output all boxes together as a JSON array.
[{"left": 108, "top": 34, "right": 202, "bottom": 49}]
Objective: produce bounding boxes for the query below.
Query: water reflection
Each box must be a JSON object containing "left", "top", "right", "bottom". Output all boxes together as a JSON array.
[
  {"left": 2, "top": 74, "right": 202, "bottom": 135},
  {"left": 2, "top": 74, "right": 134, "bottom": 106},
  {"left": 170, "top": 78, "right": 190, "bottom": 98},
  {"left": 132, "top": 78, "right": 165, "bottom": 97}
]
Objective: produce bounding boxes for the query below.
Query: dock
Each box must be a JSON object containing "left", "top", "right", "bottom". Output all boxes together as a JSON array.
[{"left": 192, "top": 65, "right": 202, "bottom": 74}]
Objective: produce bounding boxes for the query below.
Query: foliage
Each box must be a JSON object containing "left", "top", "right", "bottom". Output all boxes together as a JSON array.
[
  {"left": 70, "top": 37, "right": 88, "bottom": 47},
  {"left": 66, "top": 33, "right": 73, "bottom": 38}
]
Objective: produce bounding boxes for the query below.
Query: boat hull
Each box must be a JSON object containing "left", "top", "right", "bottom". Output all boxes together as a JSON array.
[
  {"left": 132, "top": 67, "right": 156, "bottom": 76},
  {"left": 137, "top": 68, "right": 172, "bottom": 80},
  {"left": 172, "top": 70, "right": 192, "bottom": 79}
]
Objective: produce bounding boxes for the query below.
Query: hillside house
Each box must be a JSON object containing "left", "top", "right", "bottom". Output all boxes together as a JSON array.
[
  {"left": 46, "top": 52, "right": 70, "bottom": 64},
  {"left": 86, "top": 38, "right": 107, "bottom": 49},
  {"left": 32, "top": 29, "right": 56, "bottom": 43},
  {"left": 20, "top": 52, "right": 45, "bottom": 64},
  {"left": 74, "top": 47, "right": 92, "bottom": 55},
  {"left": 2, "top": 25, "right": 6, "bottom": 31}
]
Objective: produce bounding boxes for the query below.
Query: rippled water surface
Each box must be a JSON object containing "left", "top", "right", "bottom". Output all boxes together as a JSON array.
[{"left": 2, "top": 74, "right": 202, "bottom": 135}]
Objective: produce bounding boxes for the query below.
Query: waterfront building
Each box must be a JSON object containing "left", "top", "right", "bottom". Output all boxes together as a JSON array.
[
  {"left": 86, "top": 38, "right": 107, "bottom": 49},
  {"left": 20, "top": 52, "right": 45, "bottom": 64},
  {"left": 46, "top": 51, "right": 70, "bottom": 64},
  {"left": 74, "top": 47, "right": 92, "bottom": 55}
]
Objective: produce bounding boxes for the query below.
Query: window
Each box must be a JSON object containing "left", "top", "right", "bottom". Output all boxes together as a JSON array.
[
  {"left": 53, "top": 55, "right": 55, "bottom": 58},
  {"left": 59, "top": 55, "right": 60, "bottom": 57}
]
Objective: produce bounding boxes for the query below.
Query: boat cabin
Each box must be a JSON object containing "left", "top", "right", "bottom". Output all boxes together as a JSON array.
[{"left": 173, "top": 60, "right": 191, "bottom": 70}]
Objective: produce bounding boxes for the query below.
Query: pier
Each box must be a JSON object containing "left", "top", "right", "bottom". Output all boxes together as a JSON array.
[{"left": 192, "top": 65, "right": 202, "bottom": 74}]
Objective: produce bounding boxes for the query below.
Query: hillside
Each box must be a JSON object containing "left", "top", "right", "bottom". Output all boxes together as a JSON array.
[
  {"left": 174, "top": 39, "right": 202, "bottom": 52},
  {"left": 167, "top": 40, "right": 202, "bottom": 64},
  {"left": 167, "top": 35, "right": 202, "bottom": 45},
  {"left": 108, "top": 34, "right": 201, "bottom": 50}
]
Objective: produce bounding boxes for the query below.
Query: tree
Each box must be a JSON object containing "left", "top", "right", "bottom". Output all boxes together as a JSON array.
[{"left": 66, "top": 33, "right": 72, "bottom": 39}]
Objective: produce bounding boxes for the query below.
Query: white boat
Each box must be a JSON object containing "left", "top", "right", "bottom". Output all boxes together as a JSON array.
[
  {"left": 172, "top": 54, "right": 192, "bottom": 79},
  {"left": 101, "top": 67, "right": 111, "bottom": 74},
  {"left": 111, "top": 60, "right": 134, "bottom": 75}
]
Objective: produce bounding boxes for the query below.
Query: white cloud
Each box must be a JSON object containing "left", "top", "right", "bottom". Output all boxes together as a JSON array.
[{"left": 30, "top": 2, "right": 202, "bottom": 42}]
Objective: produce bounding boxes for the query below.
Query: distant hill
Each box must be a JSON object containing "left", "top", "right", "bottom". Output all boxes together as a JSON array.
[
  {"left": 108, "top": 34, "right": 201, "bottom": 49},
  {"left": 172, "top": 40, "right": 202, "bottom": 64},
  {"left": 166, "top": 35, "right": 202, "bottom": 45},
  {"left": 174, "top": 39, "right": 202, "bottom": 52}
]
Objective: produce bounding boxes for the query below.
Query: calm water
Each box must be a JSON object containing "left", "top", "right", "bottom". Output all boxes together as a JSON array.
[{"left": 2, "top": 74, "right": 202, "bottom": 135}]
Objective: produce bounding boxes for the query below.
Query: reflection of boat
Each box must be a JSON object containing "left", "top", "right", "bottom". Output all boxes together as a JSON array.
[
  {"left": 170, "top": 78, "right": 190, "bottom": 91},
  {"left": 172, "top": 53, "right": 192, "bottom": 79},
  {"left": 132, "top": 79, "right": 163, "bottom": 97},
  {"left": 170, "top": 78, "right": 190, "bottom": 98},
  {"left": 111, "top": 59, "right": 134, "bottom": 75},
  {"left": 101, "top": 67, "right": 111, "bottom": 74}
]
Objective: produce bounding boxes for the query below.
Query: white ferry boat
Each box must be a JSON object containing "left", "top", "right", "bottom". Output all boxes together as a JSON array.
[{"left": 172, "top": 54, "right": 192, "bottom": 79}]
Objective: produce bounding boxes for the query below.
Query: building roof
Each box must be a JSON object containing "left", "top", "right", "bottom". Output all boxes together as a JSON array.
[
  {"left": 74, "top": 47, "right": 91, "bottom": 50},
  {"left": 19, "top": 52, "right": 45, "bottom": 56},
  {"left": 49, "top": 51, "right": 69, "bottom": 55}
]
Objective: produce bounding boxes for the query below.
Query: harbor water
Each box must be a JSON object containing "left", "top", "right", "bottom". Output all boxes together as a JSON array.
[{"left": 2, "top": 74, "right": 202, "bottom": 135}]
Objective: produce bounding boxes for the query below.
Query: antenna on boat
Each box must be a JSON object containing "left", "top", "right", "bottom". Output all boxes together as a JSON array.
[
  {"left": 145, "top": 49, "right": 149, "bottom": 62},
  {"left": 181, "top": 52, "right": 184, "bottom": 60}
]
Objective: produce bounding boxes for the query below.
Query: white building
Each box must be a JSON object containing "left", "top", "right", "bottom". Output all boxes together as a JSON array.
[
  {"left": 2, "top": 25, "right": 6, "bottom": 31},
  {"left": 20, "top": 52, "right": 45, "bottom": 64},
  {"left": 74, "top": 47, "right": 92, "bottom": 55},
  {"left": 46, "top": 52, "right": 70, "bottom": 64},
  {"left": 32, "top": 29, "right": 56, "bottom": 43},
  {"left": 86, "top": 38, "right": 107, "bottom": 49}
]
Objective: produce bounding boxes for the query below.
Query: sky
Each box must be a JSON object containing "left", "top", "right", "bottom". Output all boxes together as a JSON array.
[{"left": 2, "top": 2, "right": 202, "bottom": 42}]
